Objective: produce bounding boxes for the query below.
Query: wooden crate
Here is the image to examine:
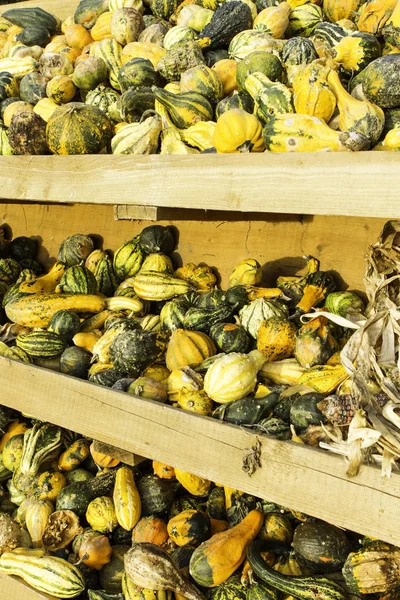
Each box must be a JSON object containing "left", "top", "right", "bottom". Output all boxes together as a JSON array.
[{"left": 1, "top": 1, "right": 400, "bottom": 598}]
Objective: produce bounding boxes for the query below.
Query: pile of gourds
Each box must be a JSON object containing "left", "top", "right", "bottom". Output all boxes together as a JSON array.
[
  {"left": 0, "top": 0, "right": 400, "bottom": 154},
  {"left": 0, "top": 408, "right": 398, "bottom": 600},
  {"left": 0, "top": 224, "right": 393, "bottom": 474}
]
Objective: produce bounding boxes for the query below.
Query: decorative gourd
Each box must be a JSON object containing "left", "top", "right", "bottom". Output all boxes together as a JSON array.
[
  {"left": 327, "top": 68, "right": 384, "bottom": 147},
  {"left": 3, "top": 7, "right": 58, "bottom": 35},
  {"left": 46, "top": 75, "right": 77, "bottom": 105},
  {"left": 86, "top": 496, "right": 118, "bottom": 533},
  {"left": 180, "top": 65, "right": 223, "bottom": 104},
  {"left": 247, "top": 541, "right": 347, "bottom": 600},
  {"left": 16, "top": 330, "right": 67, "bottom": 358},
  {"left": 111, "top": 113, "right": 162, "bottom": 154},
  {"left": 153, "top": 461, "right": 176, "bottom": 480},
  {"left": 239, "top": 298, "right": 288, "bottom": 339},
  {"left": 46, "top": 102, "right": 113, "bottom": 154},
  {"left": 292, "top": 520, "right": 350, "bottom": 573},
  {"left": 90, "top": 443, "right": 121, "bottom": 468},
  {"left": 175, "top": 470, "right": 211, "bottom": 496},
  {"left": 211, "top": 59, "right": 237, "bottom": 97},
  {"left": 58, "top": 438, "right": 91, "bottom": 471},
  {"left": 137, "top": 475, "right": 178, "bottom": 515},
  {"left": 204, "top": 350, "right": 265, "bottom": 403},
  {"left": 332, "top": 32, "right": 382, "bottom": 74},
  {"left": 133, "top": 271, "right": 193, "bottom": 300},
  {"left": 287, "top": 3, "right": 323, "bottom": 36},
  {"left": 189, "top": 510, "right": 263, "bottom": 587},
  {"left": 323, "top": 0, "right": 361, "bottom": 22},
  {"left": 163, "top": 25, "right": 197, "bottom": 50},
  {"left": 124, "top": 543, "right": 206, "bottom": 600},
  {"left": 111, "top": 8, "right": 145, "bottom": 45},
  {"left": 257, "top": 318, "right": 296, "bottom": 362},
  {"left": 213, "top": 109, "right": 265, "bottom": 153},
  {"left": 168, "top": 510, "right": 211, "bottom": 547},
  {"left": 198, "top": 1, "right": 253, "bottom": 50},
  {"left": 119, "top": 57, "right": 159, "bottom": 92},
  {"left": 177, "top": 6, "right": 214, "bottom": 31},
  {"left": 294, "top": 315, "right": 336, "bottom": 368},
  {"left": 122, "top": 574, "right": 173, "bottom": 600},
  {"left": 209, "top": 323, "right": 251, "bottom": 353},
  {"left": 237, "top": 52, "right": 284, "bottom": 96},
  {"left": 289, "top": 392, "right": 326, "bottom": 431},
  {"left": 110, "top": 329, "right": 167, "bottom": 375},
  {"left": 74, "top": 0, "right": 109, "bottom": 29},
  {"left": 156, "top": 41, "right": 204, "bottom": 81},
  {"left": 25, "top": 499, "right": 54, "bottom": 547},
  {"left": 152, "top": 87, "right": 213, "bottom": 129},
  {"left": 166, "top": 329, "right": 216, "bottom": 371},
  {"left": 78, "top": 530, "right": 113, "bottom": 570},
  {"left": 358, "top": 0, "right": 397, "bottom": 34},
  {"left": 254, "top": 3, "right": 291, "bottom": 38},
  {"left": 282, "top": 36, "right": 318, "bottom": 82},
  {"left": 167, "top": 367, "right": 203, "bottom": 401},
  {"left": 3, "top": 101, "right": 34, "bottom": 128},
  {"left": 245, "top": 73, "right": 293, "bottom": 121},
  {"left": 8, "top": 110, "right": 48, "bottom": 155},
  {"left": 208, "top": 575, "right": 247, "bottom": 600},
  {"left": 298, "top": 363, "right": 347, "bottom": 394},
  {"left": 229, "top": 259, "right": 262, "bottom": 287},
  {"left": 122, "top": 41, "right": 166, "bottom": 68},
  {"left": 291, "top": 60, "right": 336, "bottom": 121},
  {"left": 128, "top": 377, "right": 168, "bottom": 402},
  {"left": 247, "top": 581, "right": 279, "bottom": 600},
  {"left": 20, "top": 422, "right": 62, "bottom": 476},
  {"left": 37, "top": 470, "right": 67, "bottom": 502},
  {"left": 262, "top": 112, "right": 362, "bottom": 151},
  {"left": 352, "top": 54, "right": 400, "bottom": 109},
  {"left": 0, "top": 549, "right": 85, "bottom": 598},
  {"left": 92, "top": 38, "right": 123, "bottom": 90},
  {"left": 342, "top": 548, "right": 400, "bottom": 594},
  {"left": 132, "top": 516, "right": 169, "bottom": 545},
  {"left": 2, "top": 434, "right": 25, "bottom": 473},
  {"left": 113, "top": 236, "right": 144, "bottom": 279},
  {"left": 261, "top": 513, "right": 293, "bottom": 543}
]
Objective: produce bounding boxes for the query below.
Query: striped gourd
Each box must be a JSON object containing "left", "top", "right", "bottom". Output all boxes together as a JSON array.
[
  {"left": 25, "top": 499, "right": 53, "bottom": 547},
  {"left": 312, "top": 22, "right": 350, "bottom": 48},
  {"left": 113, "top": 237, "right": 144, "bottom": 279},
  {"left": 0, "top": 125, "right": 13, "bottom": 156},
  {"left": 93, "top": 38, "right": 123, "bottom": 90},
  {"left": 122, "top": 573, "right": 173, "bottom": 600},
  {"left": 151, "top": 0, "right": 178, "bottom": 19},
  {"left": 20, "top": 422, "right": 63, "bottom": 475},
  {"left": 0, "top": 549, "right": 85, "bottom": 598},
  {"left": 180, "top": 64, "right": 224, "bottom": 103},
  {"left": 247, "top": 541, "right": 347, "bottom": 600},
  {"left": 113, "top": 466, "right": 142, "bottom": 530},
  {"left": 59, "top": 265, "right": 98, "bottom": 295},
  {"left": 228, "top": 30, "right": 284, "bottom": 60},
  {"left": 5, "top": 293, "right": 106, "bottom": 328},
  {"left": 0, "top": 57, "right": 38, "bottom": 78},
  {"left": 16, "top": 331, "right": 67, "bottom": 358},
  {"left": 152, "top": 87, "right": 213, "bottom": 128},
  {"left": 0, "top": 71, "right": 19, "bottom": 101},
  {"left": 133, "top": 271, "right": 193, "bottom": 301},
  {"left": 111, "top": 114, "right": 162, "bottom": 154},
  {"left": 287, "top": 4, "right": 323, "bottom": 37},
  {"left": 163, "top": 25, "right": 197, "bottom": 50},
  {"left": 2, "top": 7, "right": 58, "bottom": 34},
  {"left": 94, "top": 254, "right": 119, "bottom": 296}
]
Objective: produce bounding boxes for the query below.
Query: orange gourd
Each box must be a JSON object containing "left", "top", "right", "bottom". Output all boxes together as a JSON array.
[
  {"left": 153, "top": 460, "right": 176, "bottom": 479},
  {"left": 0, "top": 421, "right": 29, "bottom": 451},
  {"left": 78, "top": 532, "right": 112, "bottom": 570},
  {"left": 212, "top": 59, "right": 238, "bottom": 96},
  {"left": 90, "top": 442, "right": 121, "bottom": 468},
  {"left": 131, "top": 516, "right": 169, "bottom": 546}
]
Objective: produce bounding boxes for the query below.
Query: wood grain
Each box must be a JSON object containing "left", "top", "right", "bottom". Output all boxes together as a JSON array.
[
  {"left": 0, "top": 573, "right": 52, "bottom": 600},
  {"left": 1, "top": 0, "right": 78, "bottom": 20},
  {"left": 0, "top": 202, "right": 387, "bottom": 290},
  {"left": 0, "top": 356, "right": 400, "bottom": 546},
  {"left": 0, "top": 154, "right": 399, "bottom": 218}
]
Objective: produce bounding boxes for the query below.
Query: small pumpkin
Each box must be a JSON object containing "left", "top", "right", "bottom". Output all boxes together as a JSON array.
[
  {"left": 257, "top": 318, "right": 297, "bottom": 362},
  {"left": 78, "top": 530, "right": 113, "bottom": 570},
  {"left": 213, "top": 109, "right": 265, "bottom": 153},
  {"left": 168, "top": 509, "right": 211, "bottom": 547},
  {"left": 86, "top": 496, "right": 118, "bottom": 533},
  {"left": 132, "top": 516, "right": 169, "bottom": 546}
]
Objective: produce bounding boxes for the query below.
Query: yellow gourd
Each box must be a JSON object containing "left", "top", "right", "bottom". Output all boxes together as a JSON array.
[
  {"left": 153, "top": 461, "right": 176, "bottom": 479},
  {"left": 0, "top": 421, "right": 29, "bottom": 451},
  {"left": 262, "top": 112, "right": 359, "bottom": 152},
  {"left": 292, "top": 60, "right": 336, "bottom": 122},
  {"left": 174, "top": 469, "right": 211, "bottom": 496},
  {"left": 382, "top": 127, "right": 400, "bottom": 149},
  {"left": 166, "top": 329, "right": 216, "bottom": 371},
  {"left": 160, "top": 126, "right": 199, "bottom": 154},
  {"left": 358, "top": 0, "right": 397, "bottom": 33},
  {"left": 327, "top": 68, "right": 384, "bottom": 147},
  {"left": 212, "top": 59, "right": 238, "bottom": 96},
  {"left": 204, "top": 350, "right": 266, "bottom": 403},
  {"left": 167, "top": 367, "right": 203, "bottom": 401},
  {"left": 91, "top": 11, "right": 113, "bottom": 41},
  {"left": 177, "top": 388, "right": 214, "bottom": 415},
  {"left": 323, "top": 0, "right": 362, "bottom": 22},
  {"left": 257, "top": 318, "right": 297, "bottom": 362},
  {"left": 58, "top": 438, "right": 91, "bottom": 471},
  {"left": 90, "top": 442, "right": 121, "bottom": 468},
  {"left": 213, "top": 109, "right": 265, "bottom": 153},
  {"left": 36, "top": 470, "right": 67, "bottom": 502},
  {"left": 121, "top": 41, "right": 166, "bottom": 67},
  {"left": 113, "top": 466, "right": 141, "bottom": 530},
  {"left": 254, "top": 2, "right": 291, "bottom": 38},
  {"left": 25, "top": 499, "right": 54, "bottom": 547},
  {"left": 230, "top": 259, "right": 262, "bottom": 287},
  {"left": 299, "top": 363, "right": 348, "bottom": 394},
  {"left": 33, "top": 98, "right": 59, "bottom": 122},
  {"left": 19, "top": 262, "right": 66, "bottom": 294},
  {"left": 73, "top": 331, "right": 102, "bottom": 354},
  {"left": 86, "top": 496, "right": 118, "bottom": 533},
  {"left": 179, "top": 121, "right": 216, "bottom": 151}
]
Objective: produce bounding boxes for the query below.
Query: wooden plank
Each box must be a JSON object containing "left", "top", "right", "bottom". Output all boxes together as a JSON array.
[
  {"left": 115, "top": 204, "right": 159, "bottom": 221},
  {"left": 0, "top": 0, "right": 78, "bottom": 20},
  {"left": 0, "top": 154, "right": 400, "bottom": 218},
  {"left": 0, "top": 202, "right": 387, "bottom": 291},
  {"left": 0, "top": 573, "right": 52, "bottom": 600},
  {"left": 1, "top": 357, "right": 400, "bottom": 545}
]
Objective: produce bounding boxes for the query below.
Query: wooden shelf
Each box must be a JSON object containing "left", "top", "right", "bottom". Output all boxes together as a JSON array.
[
  {"left": 0, "top": 153, "right": 400, "bottom": 218},
  {"left": 0, "top": 572, "right": 52, "bottom": 600},
  {"left": 1, "top": 356, "right": 400, "bottom": 547}
]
